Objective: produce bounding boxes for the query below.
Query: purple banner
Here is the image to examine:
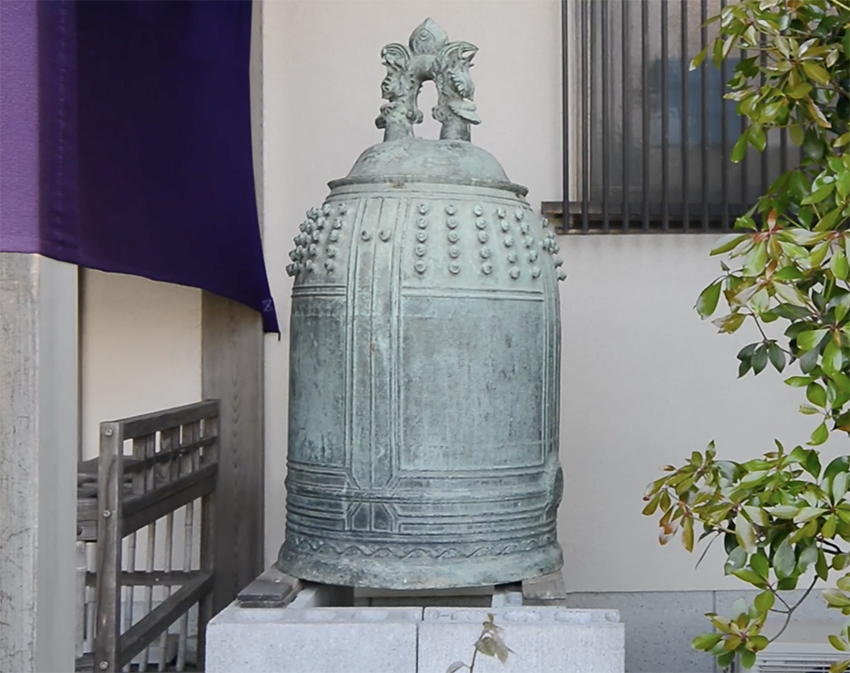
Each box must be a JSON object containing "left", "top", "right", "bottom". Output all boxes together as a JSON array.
[{"left": 0, "top": 1, "right": 278, "bottom": 333}]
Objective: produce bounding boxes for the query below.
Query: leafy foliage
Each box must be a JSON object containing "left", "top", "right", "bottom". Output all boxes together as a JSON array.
[
  {"left": 445, "top": 614, "right": 511, "bottom": 673},
  {"left": 645, "top": 444, "right": 850, "bottom": 670},
  {"left": 645, "top": 0, "right": 850, "bottom": 670}
]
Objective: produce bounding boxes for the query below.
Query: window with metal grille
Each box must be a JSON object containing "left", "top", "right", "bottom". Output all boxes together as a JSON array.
[{"left": 546, "top": 0, "right": 801, "bottom": 235}]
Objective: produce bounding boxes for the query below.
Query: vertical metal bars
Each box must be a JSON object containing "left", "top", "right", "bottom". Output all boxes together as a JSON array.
[
  {"left": 700, "top": 0, "right": 709, "bottom": 232},
  {"left": 641, "top": 0, "right": 650, "bottom": 231},
  {"left": 740, "top": 43, "right": 750, "bottom": 213},
  {"left": 601, "top": 0, "right": 610, "bottom": 232},
  {"left": 760, "top": 32, "right": 769, "bottom": 198},
  {"left": 581, "top": 0, "right": 590, "bottom": 232},
  {"left": 557, "top": 0, "right": 785, "bottom": 234},
  {"left": 720, "top": 0, "right": 729, "bottom": 230},
  {"left": 661, "top": 0, "right": 669, "bottom": 231},
  {"left": 681, "top": 0, "right": 689, "bottom": 231},
  {"left": 622, "top": 0, "right": 631, "bottom": 231},
  {"left": 562, "top": 0, "right": 570, "bottom": 234}
]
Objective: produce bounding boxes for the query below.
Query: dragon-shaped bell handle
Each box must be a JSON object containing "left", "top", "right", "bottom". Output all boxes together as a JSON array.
[{"left": 375, "top": 18, "right": 480, "bottom": 143}]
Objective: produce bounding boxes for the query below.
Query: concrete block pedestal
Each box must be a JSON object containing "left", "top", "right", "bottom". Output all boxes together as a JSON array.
[
  {"left": 206, "top": 571, "right": 625, "bottom": 673},
  {"left": 419, "top": 607, "right": 623, "bottom": 673},
  {"left": 206, "top": 604, "right": 421, "bottom": 673}
]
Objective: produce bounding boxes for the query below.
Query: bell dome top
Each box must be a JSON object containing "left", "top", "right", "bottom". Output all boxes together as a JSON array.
[{"left": 328, "top": 19, "right": 528, "bottom": 197}]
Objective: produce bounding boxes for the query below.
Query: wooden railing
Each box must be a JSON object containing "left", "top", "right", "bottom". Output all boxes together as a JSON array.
[{"left": 76, "top": 401, "right": 219, "bottom": 672}]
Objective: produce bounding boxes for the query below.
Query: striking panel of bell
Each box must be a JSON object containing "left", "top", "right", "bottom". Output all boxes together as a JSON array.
[{"left": 278, "top": 19, "right": 565, "bottom": 589}]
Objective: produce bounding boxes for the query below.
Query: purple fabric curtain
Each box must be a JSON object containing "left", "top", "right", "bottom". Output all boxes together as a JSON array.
[{"left": 0, "top": 0, "right": 278, "bottom": 333}]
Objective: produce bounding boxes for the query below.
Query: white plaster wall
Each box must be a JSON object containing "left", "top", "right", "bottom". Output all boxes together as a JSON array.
[
  {"left": 79, "top": 270, "right": 202, "bottom": 458},
  {"left": 262, "top": 0, "right": 843, "bottom": 592}
]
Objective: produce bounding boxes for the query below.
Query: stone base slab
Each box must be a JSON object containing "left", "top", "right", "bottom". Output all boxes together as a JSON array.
[
  {"left": 206, "top": 604, "right": 420, "bottom": 673},
  {"left": 207, "top": 579, "right": 624, "bottom": 673}
]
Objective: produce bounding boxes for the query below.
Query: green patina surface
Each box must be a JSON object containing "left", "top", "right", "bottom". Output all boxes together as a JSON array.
[{"left": 278, "top": 19, "right": 566, "bottom": 589}]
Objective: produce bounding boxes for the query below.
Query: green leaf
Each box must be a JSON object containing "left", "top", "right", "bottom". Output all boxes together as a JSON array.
[
  {"left": 829, "top": 659, "right": 850, "bottom": 673},
  {"left": 774, "top": 266, "right": 804, "bottom": 281},
  {"left": 690, "top": 45, "right": 709, "bottom": 71},
  {"left": 832, "top": 373, "right": 850, "bottom": 397},
  {"left": 830, "top": 156, "right": 847, "bottom": 174},
  {"left": 750, "top": 634, "right": 769, "bottom": 652},
  {"left": 735, "top": 513, "right": 757, "bottom": 553},
  {"left": 773, "top": 283, "right": 808, "bottom": 307},
  {"left": 786, "top": 228, "right": 823, "bottom": 245},
  {"left": 768, "top": 343, "right": 786, "bottom": 372},
  {"left": 735, "top": 215, "right": 758, "bottom": 231},
  {"left": 711, "top": 233, "right": 750, "bottom": 256},
  {"left": 476, "top": 636, "right": 497, "bottom": 657},
  {"left": 750, "top": 550, "right": 768, "bottom": 579},
  {"left": 692, "top": 632, "right": 722, "bottom": 651},
  {"left": 830, "top": 635, "right": 849, "bottom": 652},
  {"left": 732, "top": 131, "right": 750, "bottom": 164},
  {"left": 754, "top": 590, "right": 774, "bottom": 613},
  {"left": 807, "top": 382, "right": 828, "bottom": 408},
  {"left": 714, "top": 313, "right": 746, "bottom": 334},
  {"left": 446, "top": 663, "right": 466, "bottom": 673},
  {"left": 743, "top": 241, "right": 768, "bottom": 276},
  {"left": 802, "top": 182, "right": 835, "bottom": 205},
  {"left": 811, "top": 241, "right": 831, "bottom": 267},
  {"left": 749, "top": 125, "right": 767, "bottom": 152},
  {"left": 752, "top": 345, "right": 769, "bottom": 375},
  {"left": 819, "top": 208, "right": 844, "bottom": 233},
  {"left": 834, "top": 473, "right": 849, "bottom": 503},
  {"left": 726, "top": 545, "right": 748, "bottom": 572},
  {"left": 837, "top": 170, "right": 850, "bottom": 200},
  {"left": 767, "top": 505, "right": 800, "bottom": 519},
  {"left": 777, "top": 577, "right": 799, "bottom": 590},
  {"left": 712, "top": 37, "right": 725, "bottom": 69},
  {"left": 806, "top": 448, "right": 822, "bottom": 477},
  {"left": 642, "top": 494, "right": 661, "bottom": 516},
  {"left": 732, "top": 568, "right": 767, "bottom": 587},
  {"left": 794, "top": 507, "right": 827, "bottom": 523},
  {"left": 817, "top": 548, "right": 829, "bottom": 581},
  {"left": 798, "top": 329, "right": 828, "bottom": 351},
  {"left": 696, "top": 282, "right": 723, "bottom": 319},
  {"left": 774, "top": 538, "right": 796, "bottom": 579},
  {"left": 798, "top": 542, "right": 820, "bottom": 573},
  {"left": 810, "top": 422, "right": 829, "bottom": 446},
  {"left": 775, "top": 303, "right": 812, "bottom": 320},
  {"left": 809, "top": 98, "right": 832, "bottom": 129},
  {"left": 804, "top": 132, "right": 828, "bottom": 161},
  {"left": 741, "top": 649, "right": 757, "bottom": 669},
  {"left": 785, "top": 376, "right": 813, "bottom": 388},
  {"left": 836, "top": 295, "right": 850, "bottom": 322},
  {"left": 790, "top": 124, "right": 805, "bottom": 146},
  {"left": 824, "top": 340, "right": 844, "bottom": 376},
  {"left": 824, "top": 588, "right": 850, "bottom": 608},
  {"left": 788, "top": 82, "right": 813, "bottom": 99},
  {"left": 826, "top": 456, "right": 850, "bottom": 481},
  {"left": 683, "top": 516, "right": 694, "bottom": 552},
  {"left": 803, "top": 61, "right": 830, "bottom": 85},
  {"left": 824, "top": 515, "right": 838, "bottom": 539}
]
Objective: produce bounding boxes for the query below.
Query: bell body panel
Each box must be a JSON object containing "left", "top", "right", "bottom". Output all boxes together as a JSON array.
[{"left": 279, "top": 175, "right": 564, "bottom": 589}]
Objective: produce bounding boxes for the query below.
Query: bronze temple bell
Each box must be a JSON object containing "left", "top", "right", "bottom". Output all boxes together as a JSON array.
[{"left": 277, "top": 19, "right": 566, "bottom": 589}]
